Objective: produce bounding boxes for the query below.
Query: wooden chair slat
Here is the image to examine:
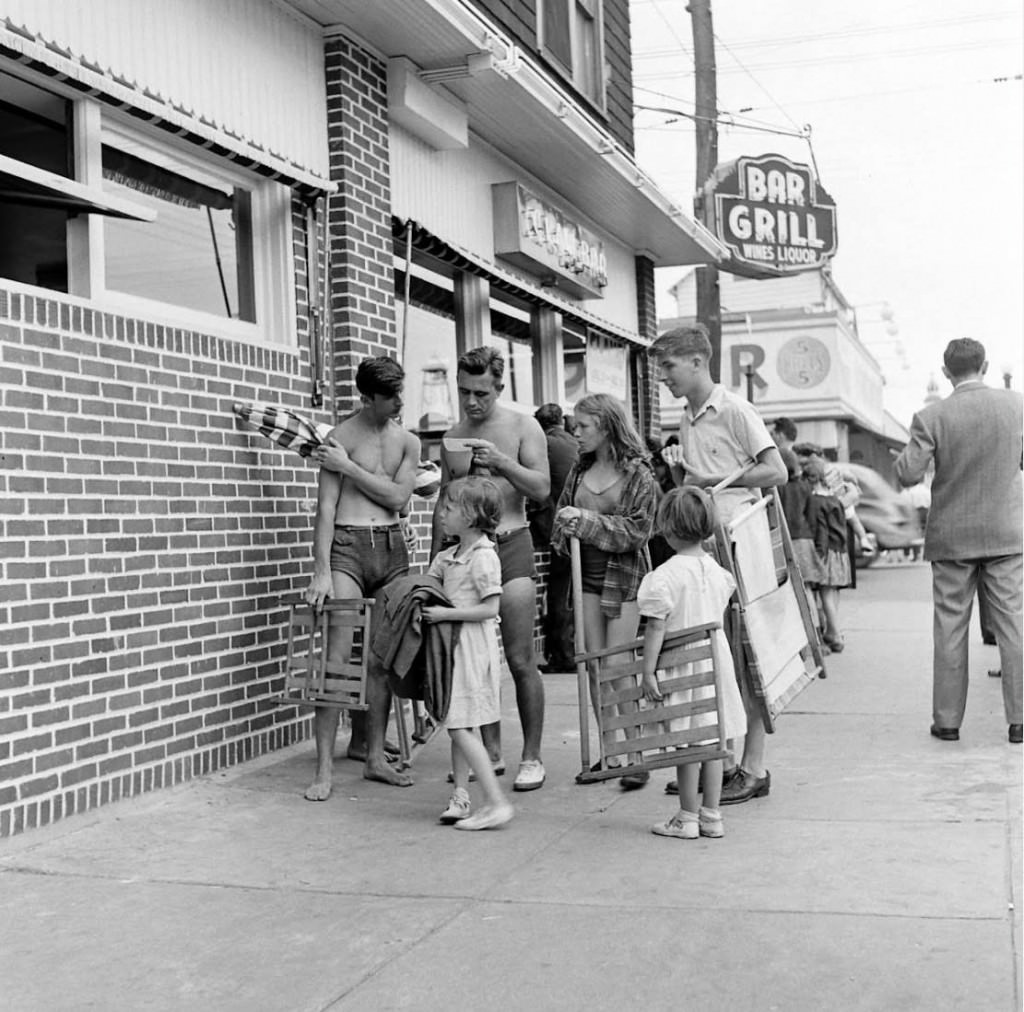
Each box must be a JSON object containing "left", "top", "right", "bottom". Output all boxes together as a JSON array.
[
  {"left": 599, "top": 697, "right": 720, "bottom": 732},
  {"left": 602, "top": 726, "right": 723, "bottom": 756}
]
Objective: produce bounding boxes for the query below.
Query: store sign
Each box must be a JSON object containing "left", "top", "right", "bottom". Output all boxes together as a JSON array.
[
  {"left": 493, "top": 182, "right": 608, "bottom": 299},
  {"left": 705, "top": 154, "right": 837, "bottom": 279}
]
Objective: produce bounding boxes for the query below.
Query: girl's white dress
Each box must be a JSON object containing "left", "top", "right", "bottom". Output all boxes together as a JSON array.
[
  {"left": 427, "top": 536, "right": 503, "bottom": 730},
  {"left": 636, "top": 553, "right": 747, "bottom": 741}
]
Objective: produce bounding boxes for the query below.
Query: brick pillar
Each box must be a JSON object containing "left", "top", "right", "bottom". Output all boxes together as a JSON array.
[
  {"left": 634, "top": 253, "right": 661, "bottom": 439},
  {"left": 323, "top": 37, "right": 396, "bottom": 411}
]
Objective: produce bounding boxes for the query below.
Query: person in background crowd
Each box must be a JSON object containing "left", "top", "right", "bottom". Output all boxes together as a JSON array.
[
  {"left": 552, "top": 393, "right": 658, "bottom": 790},
  {"left": 433, "top": 346, "right": 550, "bottom": 791},
  {"left": 899, "top": 481, "right": 931, "bottom": 562},
  {"left": 895, "top": 337, "right": 1022, "bottom": 745},
  {"left": 305, "top": 356, "right": 422, "bottom": 797},
  {"left": 792, "top": 442, "right": 871, "bottom": 579},
  {"left": 645, "top": 435, "right": 675, "bottom": 569},
  {"left": 771, "top": 416, "right": 799, "bottom": 455},
  {"left": 803, "top": 458, "right": 852, "bottom": 653},
  {"left": 531, "top": 403, "right": 579, "bottom": 673},
  {"left": 648, "top": 324, "right": 787, "bottom": 806}
]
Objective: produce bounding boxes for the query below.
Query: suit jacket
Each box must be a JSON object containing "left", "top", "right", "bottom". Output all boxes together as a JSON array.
[{"left": 895, "top": 380, "right": 1023, "bottom": 560}]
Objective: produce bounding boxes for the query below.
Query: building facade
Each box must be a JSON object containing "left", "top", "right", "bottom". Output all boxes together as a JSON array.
[{"left": 0, "top": 0, "right": 720, "bottom": 836}]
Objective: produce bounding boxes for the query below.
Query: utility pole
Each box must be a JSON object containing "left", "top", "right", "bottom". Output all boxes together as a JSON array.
[{"left": 688, "top": 0, "right": 722, "bottom": 381}]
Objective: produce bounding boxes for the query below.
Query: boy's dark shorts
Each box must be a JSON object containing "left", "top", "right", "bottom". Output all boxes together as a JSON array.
[
  {"left": 330, "top": 524, "right": 409, "bottom": 596},
  {"left": 494, "top": 526, "right": 537, "bottom": 583}
]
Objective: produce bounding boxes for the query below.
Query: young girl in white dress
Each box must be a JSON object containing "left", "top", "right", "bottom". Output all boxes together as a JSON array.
[
  {"left": 637, "top": 487, "right": 746, "bottom": 840},
  {"left": 423, "top": 477, "right": 513, "bottom": 831}
]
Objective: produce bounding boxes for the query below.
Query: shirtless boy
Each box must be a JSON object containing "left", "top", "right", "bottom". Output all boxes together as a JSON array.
[
  {"left": 304, "top": 356, "right": 421, "bottom": 799},
  {"left": 432, "top": 346, "right": 550, "bottom": 791}
]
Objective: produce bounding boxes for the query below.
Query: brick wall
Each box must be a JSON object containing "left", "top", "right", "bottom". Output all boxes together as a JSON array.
[{"left": 0, "top": 271, "right": 326, "bottom": 838}]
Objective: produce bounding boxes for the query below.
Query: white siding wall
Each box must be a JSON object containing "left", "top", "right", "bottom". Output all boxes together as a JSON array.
[
  {"left": 390, "top": 124, "right": 640, "bottom": 335},
  {"left": 4, "top": 0, "right": 329, "bottom": 177}
]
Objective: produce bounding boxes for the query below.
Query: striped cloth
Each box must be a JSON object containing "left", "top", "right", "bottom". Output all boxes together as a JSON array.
[
  {"left": 232, "top": 401, "right": 332, "bottom": 458},
  {"left": 232, "top": 400, "right": 442, "bottom": 497}
]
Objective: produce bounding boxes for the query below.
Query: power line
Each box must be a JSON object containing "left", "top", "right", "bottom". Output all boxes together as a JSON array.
[
  {"left": 631, "top": 10, "right": 1020, "bottom": 60},
  {"left": 713, "top": 30, "right": 801, "bottom": 132}
]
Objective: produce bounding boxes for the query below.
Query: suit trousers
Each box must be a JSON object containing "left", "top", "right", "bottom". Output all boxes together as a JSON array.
[{"left": 931, "top": 554, "right": 1023, "bottom": 727}]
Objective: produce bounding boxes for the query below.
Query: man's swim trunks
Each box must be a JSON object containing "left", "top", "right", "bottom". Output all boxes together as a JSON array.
[
  {"left": 330, "top": 523, "right": 409, "bottom": 595},
  {"left": 493, "top": 526, "right": 537, "bottom": 583}
]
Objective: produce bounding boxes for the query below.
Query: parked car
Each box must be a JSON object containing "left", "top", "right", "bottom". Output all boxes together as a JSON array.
[{"left": 844, "top": 462, "right": 923, "bottom": 566}]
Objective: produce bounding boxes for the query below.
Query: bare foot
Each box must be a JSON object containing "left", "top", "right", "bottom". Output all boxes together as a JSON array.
[
  {"left": 304, "top": 776, "right": 332, "bottom": 802},
  {"left": 364, "top": 757, "right": 414, "bottom": 787},
  {"left": 347, "top": 739, "right": 401, "bottom": 762}
]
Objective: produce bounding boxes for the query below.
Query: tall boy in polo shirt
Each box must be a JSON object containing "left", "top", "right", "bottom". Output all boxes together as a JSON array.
[{"left": 649, "top": 324, "right": 788, "bottom": 805}]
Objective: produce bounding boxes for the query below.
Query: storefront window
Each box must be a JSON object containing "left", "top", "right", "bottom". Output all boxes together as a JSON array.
[{"left": 490, "top": 295, "right": 535, "bottom": 409}]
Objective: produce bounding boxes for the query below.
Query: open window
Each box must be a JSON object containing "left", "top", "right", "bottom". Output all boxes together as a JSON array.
[{"left": 0, "top": 66, "right": 295, "bottom": 345}]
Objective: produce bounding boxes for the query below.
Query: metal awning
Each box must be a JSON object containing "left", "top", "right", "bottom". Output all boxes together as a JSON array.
[
  {"left": 284, "top": 0, "right": 724, "bottom": 268},
  {"left": 0, "top": 153, "right": 155, "bottom": 220}
]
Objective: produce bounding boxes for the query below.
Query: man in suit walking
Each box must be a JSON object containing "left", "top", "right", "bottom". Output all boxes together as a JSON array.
[{"left": 895, "top": 338, "right": 1022, "bottom": 744}]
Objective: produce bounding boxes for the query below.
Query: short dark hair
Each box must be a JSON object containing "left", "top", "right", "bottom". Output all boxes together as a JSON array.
[
  {"left": 445, "top": 476, "right": 503, "bottom": 534},
  {"left": 943, "top": 338, "right": 985, "bottom": 379},
  {"left": 772, "top": 417, "right": 798, "bottom": 443},
  {"left": 792, "top": 441, "right": 823, "bottom": 458},
  {"left": 650, "top": 324, "right": 712, "bottom": 361},
  {"left": 535, "top": 403, "right": 564, "bottom": 430},
  {"left": 657, "top": 486, "right": 717, "bottom": 544},
  {"left": 356, "top": 356, "right": 404, "bottom": 398},
  {"left": 457, "top": 346, "right": 504, "bottom": 384}
]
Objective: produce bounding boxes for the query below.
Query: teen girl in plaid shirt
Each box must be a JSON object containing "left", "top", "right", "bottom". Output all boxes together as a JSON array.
[{"left": 551, "top": 393, "right": 658, "bottom": 789}]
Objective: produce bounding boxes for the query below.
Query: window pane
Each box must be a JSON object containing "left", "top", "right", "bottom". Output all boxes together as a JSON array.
[
  {"left": 102, "top": 143, "right": 255, "bottom": 321},
  {"left": 0, "top": 72, "right": 70, "bottom": 290},
  {"left": 397, "top": 300, "right": 459, "bottom": 433},
  {"left": 573, "top": 0, "right": 600, "bottom": 101},
  {"left": 542, "top": 0, "right": 572, "bottom": 69}
]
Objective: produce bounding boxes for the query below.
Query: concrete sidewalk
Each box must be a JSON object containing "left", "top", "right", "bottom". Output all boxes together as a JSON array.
[{"left": 2, "top": 563, "right": 1021, "bottom": 1011}]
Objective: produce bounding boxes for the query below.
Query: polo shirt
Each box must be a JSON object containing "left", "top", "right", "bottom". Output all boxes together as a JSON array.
[{"left": 676, "top": 384, "right": 776, "bottom": 523}]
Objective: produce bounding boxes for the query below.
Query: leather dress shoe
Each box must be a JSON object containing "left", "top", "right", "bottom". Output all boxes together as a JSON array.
[
  {"left": 619, "top": 769, "right": 650, "bottom": 790},
  {"left": 720, "top": 769, "right": 770, "bottom": 806},
  {"left": 1009, "top": 724, "right": 1023, "bottom": 744},
  {"left": 930, "top": 724, "right": 959, "bottom": 741}
]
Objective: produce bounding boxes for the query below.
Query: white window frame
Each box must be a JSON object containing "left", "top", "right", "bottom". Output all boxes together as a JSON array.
[
  {"left": 1, "top": 64, "right": 296, "bottom": 350},
  {"left": 538, "top": 0, "right": 607, "bottom": 112}
]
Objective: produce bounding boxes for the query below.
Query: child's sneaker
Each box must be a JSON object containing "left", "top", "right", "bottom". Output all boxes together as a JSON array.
[
  {"left": 439, "top": 787, "right": 471, "bottom": 824},
  {"left": 651, "top": 809, "right": 699, "bottom": 839},
  {"left": 699, "top": 805, "right": 724, "bottom": 838}
]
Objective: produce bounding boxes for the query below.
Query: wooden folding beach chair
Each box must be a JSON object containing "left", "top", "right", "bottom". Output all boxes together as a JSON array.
[
  {"left": 707, "top": 468, "right": 826, "bottom": 734},
  {"left": 570, "top": 539, "right": 730, "bottom": 783},
  {"left": 276, "top": 598, "right": 438, "bottom": 768}
]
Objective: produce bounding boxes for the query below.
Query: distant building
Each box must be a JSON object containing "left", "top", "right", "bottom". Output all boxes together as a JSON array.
[{"left": 660, "top": 268, "right": 909, "bottom": 477}]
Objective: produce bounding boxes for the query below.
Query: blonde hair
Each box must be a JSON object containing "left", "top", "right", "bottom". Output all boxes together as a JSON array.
[{"left": 444, "top": 476, "right": 503, "bottom": 534}]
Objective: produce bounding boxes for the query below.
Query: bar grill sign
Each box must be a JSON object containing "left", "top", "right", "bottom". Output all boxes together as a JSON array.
[{"left": 706, "top": 153, "right": 837, "bottom": 279}]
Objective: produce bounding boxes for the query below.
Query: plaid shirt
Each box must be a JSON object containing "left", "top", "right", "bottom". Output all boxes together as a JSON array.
[{"left": 551, "top": 459, "right": 658, "bottom": 618}]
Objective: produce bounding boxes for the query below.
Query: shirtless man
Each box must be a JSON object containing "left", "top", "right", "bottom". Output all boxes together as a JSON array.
[
  {"left": 304, "top": 356, "right": 421, "bottom": 799},
  {"left": 432, "top": 346, "right": 550, "bottom": 791}
]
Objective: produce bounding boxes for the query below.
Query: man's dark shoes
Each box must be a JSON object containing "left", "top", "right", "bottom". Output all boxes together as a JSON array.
[
  {"left": 619, "top": 769, "right": 650, "bottom": 790},
  {"left": 720, "top": 769, "right": 770, "bottom": 806},
  {"left": 1009, "top": 724, "right": 1023, "bottom": 744},
  {"left": 929, "top": 724, "right": 959, "bottom": 742}
]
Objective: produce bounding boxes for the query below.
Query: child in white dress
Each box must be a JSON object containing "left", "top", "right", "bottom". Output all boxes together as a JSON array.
[
  {"left": 637, "top": 487, "right": 746, "bottom": 840},
  {"left": 423, "top": 477, "right": 513, "bottom": 831}
]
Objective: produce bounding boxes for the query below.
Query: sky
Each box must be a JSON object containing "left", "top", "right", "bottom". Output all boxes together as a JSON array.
[{"left": 628, "top": 0, "right": 1024, "bottom": 426}]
